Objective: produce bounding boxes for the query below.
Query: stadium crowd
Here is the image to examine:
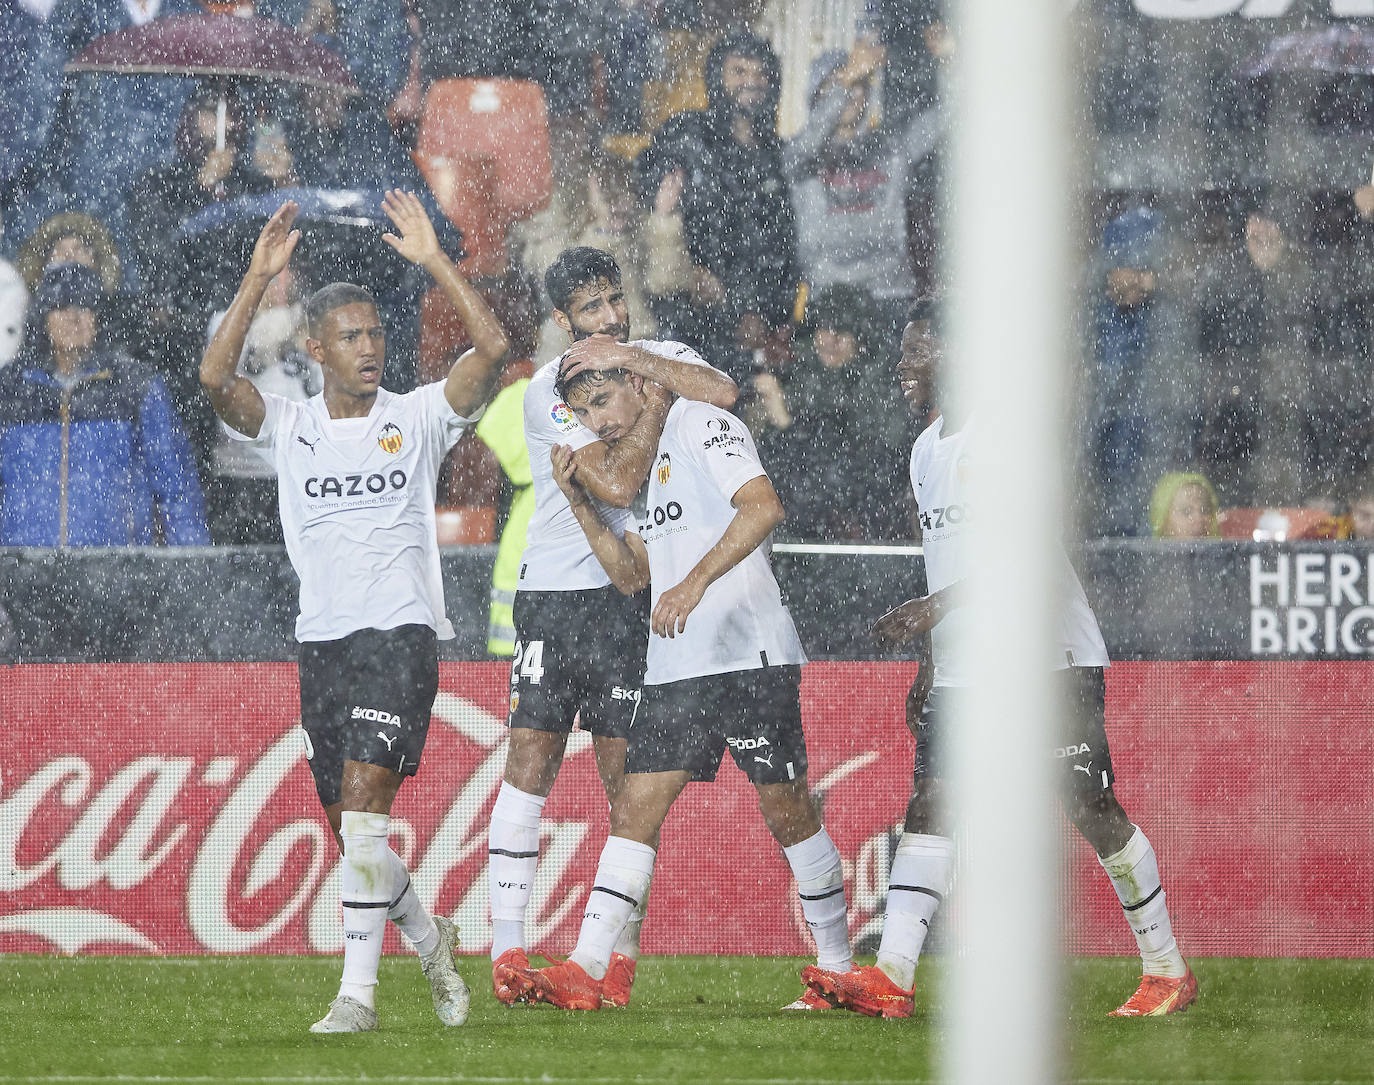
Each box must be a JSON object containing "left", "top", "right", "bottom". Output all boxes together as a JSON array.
[{"left": 4, "top": 0, "right": 1374, "bottom": 548}]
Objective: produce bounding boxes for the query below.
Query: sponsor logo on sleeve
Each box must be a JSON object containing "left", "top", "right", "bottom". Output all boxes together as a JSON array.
[
  {"left": 550, "top": 402, "right": 579, "bottom": 432},
  {"left": 703, "top": 416, "right": 746, "bottom": 452}
]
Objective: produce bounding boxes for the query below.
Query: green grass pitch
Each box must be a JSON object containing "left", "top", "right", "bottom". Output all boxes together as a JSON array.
[{"left": 3, "top": 956, "right": 1371, "bottom": 1084}]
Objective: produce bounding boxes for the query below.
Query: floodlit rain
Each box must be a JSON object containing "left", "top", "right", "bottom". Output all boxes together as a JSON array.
[{"left": 1, "top": 0, "right": 1372, "bottom": 1082}]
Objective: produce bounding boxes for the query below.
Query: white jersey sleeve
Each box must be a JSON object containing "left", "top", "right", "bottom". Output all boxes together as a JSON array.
[
  {"left": 221, "top": 390, "right": 288, "bottom": 465},
  {"left": 691, "top": 404, "right": 767, "bottom": 502}
]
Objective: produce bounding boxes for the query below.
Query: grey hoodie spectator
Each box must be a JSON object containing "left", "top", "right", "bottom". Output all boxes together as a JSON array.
[{"left": 785, "top": 42, "right": 945, "bottom": 337}]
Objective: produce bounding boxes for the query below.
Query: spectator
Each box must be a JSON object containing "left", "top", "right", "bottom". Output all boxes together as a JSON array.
[
  {"left": 256, "top": 0, "right": 411, "bottom": 104},
  {"left": 785, "top": 38, "right": 946, "bottom": 342},
  {"left": 0, "top": 0, "right": 58, "bottom": 248},
  {"left": 635, "top": 30, "right": 799, "bottom": 382},
  {"left": 203, "top": 267, "right": 319, "bottom": 544},
  {"left": 414, "top": 0, "right": 598, "bottom": 118},
  {"left": 749, "top": 286, "right": 904, "bottom": 541},
  {"left": 1148, "top": 471, "right": 1219, "bottom": 541},
  {"left": 126, "top": 85, "right": 272, "bottom": 298},
  {"left": 14, "top": 210, "right": 146, "bottom": 355},
  {"left": 1084, "top": 205, "right": 1163, "bottom": 537},
  {"left": 15, "top": 211, "right": 121, "bottom": 295},
  {"left": 601, "top": 0, "right": 662, "bottom": 137},
  {"left": 37, "top": 0, "right": 205, "bottom": 284},
  {"left": 0, "top": 262, "right": 210, "bottom": 546},
  {"left": 0, "top": 258, "right": 28, "bottom": 367}
]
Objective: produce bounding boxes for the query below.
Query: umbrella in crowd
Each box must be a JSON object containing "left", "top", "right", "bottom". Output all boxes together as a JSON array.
[
  {"left": 1243, "top": 24, "right": 1374, "bottom": 78},
  {"left": 175, "top": 186, "right": 465, "bottom": 303},
  {"left": 65, "top": 13, "right": 358, "bottom": 92},
  {"left": 65, "top": 13, "right": 358, "bottom": 149}
]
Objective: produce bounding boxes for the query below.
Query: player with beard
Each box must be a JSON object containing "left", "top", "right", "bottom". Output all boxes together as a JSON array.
[
  {"left": 488, "top": 246, "right": 737, "bottom": 1007},
  {"left": 495, "top": 349, "right": 854, "bottom": 1013},
  {"left": 800, "top": 296, "right": 1198, "bottom": 1019},
  {"left": 201, "top": 192, "right": 511, "bottom": 1033}
]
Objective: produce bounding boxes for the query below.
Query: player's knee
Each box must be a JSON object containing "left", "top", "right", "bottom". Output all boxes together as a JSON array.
[{"left": 1066, "top": 789, "right": 1130, "bottom": 849}]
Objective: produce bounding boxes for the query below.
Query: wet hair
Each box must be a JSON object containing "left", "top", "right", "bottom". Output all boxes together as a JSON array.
[
  {"left": 553, "top": 365, "right": 629, "bottom": 405},
  {"left": 543, "top": 247, "right": 622, "bottom": 315},
  {"left": 306, "top": 282, "right": 377, "bottom": 338},
  {"left": 906, "top": 291, "right": 947, "bottom": 334}
]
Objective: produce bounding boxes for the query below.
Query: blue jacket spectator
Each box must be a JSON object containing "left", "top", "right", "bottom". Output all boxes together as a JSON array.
[
  {"left": 1086, "top": 206, "right": 1163, "bottom": 537},
  {"left": 0, "top": 263, "right": 209, "bottom": 546}
]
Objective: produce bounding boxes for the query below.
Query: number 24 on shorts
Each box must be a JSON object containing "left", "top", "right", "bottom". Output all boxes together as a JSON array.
[{"left": 511, "top": 640, "right": 545, "bottom": 685}]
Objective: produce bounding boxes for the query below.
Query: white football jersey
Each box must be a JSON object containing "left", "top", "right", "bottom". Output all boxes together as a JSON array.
[
  {"left": 909, "top": 415, "right": 1109, "bottom": 687},
  {"left": 518, "top": 339, "right": 713, "bottom": 592},
  {"left": 632, "top": 399, "right": 806, "bottom": 685},
  {"left": 225, "top": 383, "right": 478, "bottom": 642}
]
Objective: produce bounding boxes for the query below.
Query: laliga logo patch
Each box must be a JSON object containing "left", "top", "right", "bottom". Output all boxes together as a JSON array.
[
  {"left": 509, "top": 689, "right": 520, "bottom": 714},
  {"left": 656, "top": 452, "right": 671, "bottom": 485},
  {"left": 378, "top": 422, "right": 404, "bottom": 455},
  {"left": 550, "top": 402, "right": 578, "bottom": 431}
]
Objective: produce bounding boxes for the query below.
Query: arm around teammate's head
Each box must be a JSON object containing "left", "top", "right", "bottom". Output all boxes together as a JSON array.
[{"left": 380, "top": 189, "right": 510, "bottom": 418}]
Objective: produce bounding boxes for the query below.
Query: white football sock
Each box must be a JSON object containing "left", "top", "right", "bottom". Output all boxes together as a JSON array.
[
  {"left": 877, "top": 833, "right": 954, "bottom": 991},
  {"left": 488, "top": 782, "right": 546, "bottom": 959},
  {"left": 568, "top": 836, "right": 656, "bottom": 981},
  {"left": 783, "top": 828, "right": 853, "bottom": 974},
  {"left": 612, "top": 867, "right": 653, "bottom": 960},
  {"left": 385, "top": 848, "right": 438, "bottom": 960},
  {"left": 339, "top": 811, "right": 392, "bottom": 1009},
  {"left": 1098, "top": 825, "right": 1186, "bottom": 979}
]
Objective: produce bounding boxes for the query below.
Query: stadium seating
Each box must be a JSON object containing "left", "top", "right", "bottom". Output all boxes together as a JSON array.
[
  {"left": 1217, "top": 506, "right": 1338, "bottom": 540},
  {"left": 413, "top": 78, "right": 554, "bottom": 279},
  {"left": 435, "top": 504, "right": 496, "bottom": 545}
]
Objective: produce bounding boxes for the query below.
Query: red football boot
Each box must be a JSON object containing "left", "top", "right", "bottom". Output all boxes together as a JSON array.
[
  {"left": 601, "top": 953, "right": 637, "bottom": 1008},
  {"left": 1109, "top": 966, "right": 1199, "bottom": 1017},
  {"left": 802, "top": 964, "right": 914, "bottom": 1019}
]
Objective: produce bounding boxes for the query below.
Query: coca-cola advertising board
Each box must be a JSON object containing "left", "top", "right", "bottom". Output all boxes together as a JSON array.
[{"left": 3, "top": 661, "right": 1370, "bottom": 957}]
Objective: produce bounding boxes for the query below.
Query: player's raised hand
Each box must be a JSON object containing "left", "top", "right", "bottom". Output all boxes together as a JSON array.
[
  {"left": 651, "top": 574, "right": 706, "bottom": 639},
  {"left": 550, "top": 443, "right": 589, "bottom": 507},
  {"left": 248, "top": 201, "right": 300, "bottom": 280},
  {"left": 381, "top": 189, "right": 441, "bottom": 267},
  {"left": 558, "top": 334, "right": 632, "bottom": 383},
  {"left": 871, "top": 595, "right": 947, "bottom": 645}
]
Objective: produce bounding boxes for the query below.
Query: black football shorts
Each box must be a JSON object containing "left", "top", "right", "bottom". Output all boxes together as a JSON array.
[
  {"left": 507, "top": 586, "right": 648, "bottom": 740},
  {"left": 298, "top": 623, "right": 439, "bottom": 806},
  {"left": 912, "top": 666, "right": 1115, "bottom": 800},
  {"left": 628, "top": 664, "right": 808, "bottom": 785}
]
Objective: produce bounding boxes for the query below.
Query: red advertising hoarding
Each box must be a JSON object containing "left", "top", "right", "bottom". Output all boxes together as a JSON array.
[{"left": 2, "top": 662, "right": 1371, "bottom": 957}]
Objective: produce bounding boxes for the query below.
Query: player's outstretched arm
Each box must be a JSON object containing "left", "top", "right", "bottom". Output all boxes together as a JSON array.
[
  {"left": 572, "top": 382, "right": 674, "bottom": 508},
  {"left": 560, "top": 335, "right": 737, "bottom": 409},
  {"left": 652, "top": 474, "right": 783, "bottom": 639},
  {"left": 199, "top": 201, "right": 300, "bottom": 436},
  {"left": 551, "top": 443, "right": 650, "bottom": 594},
  {"left": 380, "top": 189, "right": 510, "bottom": 417}
]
